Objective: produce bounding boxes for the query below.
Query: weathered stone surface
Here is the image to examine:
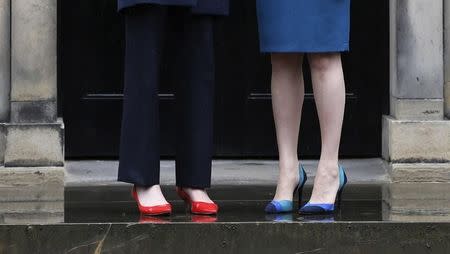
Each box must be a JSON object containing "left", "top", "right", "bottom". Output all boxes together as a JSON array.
[
  {"left": 0, "top": 223, "right": 449, "bottom": 254},
  {"left": 389, "top": 163, "right": 450, "bottom": 182},
  {"left": 445, "top": 0, "right": 450, "bottom": 118},
  {"left": 10, "top": 100, "right": 57, "bottom": 123},
  {"left": 0, "top": 200, "right": 63, "bottom": 225},
  {"left": 387, "top": 199, "right": 450, "bottom": 211},
  {"left": 0, "top": 201, "right": 63, "bottom": 213},
  {"left": 383, "top": 182, "right": 450, "bottom": 222},
  {"left": 384, "top": 211, "right": 450, "bottom": 222},
  {"left": 0, "top": 211, "right": 63, "bottom": 224},
  {"left": 445, "top": 82, "right": 450, "bottom": 118},
  {"left": 0, "top": 0, "right": 10, "bottom": 122},
  {"left": 390, "top": 97, "right": 444, "bottom": 120},
  {"left": 11, "top": 0, "right": 57, "bottom": 102},
  {"left": 4, "top": 122, "right": 64, "bottom": 167},
  {"left": 382, "top": 116, "right": 450, "bottom": 162},
  {"left": 384, "top": 182, "right": 450, "bottom": 200},
  {"left": 381, "top": 117, "right": 391, "bottom": 161},
  {"left": 0, "top": 124, "right": 5, "bottom": 165},
  {"left": 0, "top": 167, "right": 64, "bottom": 202},
  {"left": 390, "top": 0, "right": 443, "bottom": 100}
]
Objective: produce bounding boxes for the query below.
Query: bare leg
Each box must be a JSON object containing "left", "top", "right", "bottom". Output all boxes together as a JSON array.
[
  {"left": 271, "top": 53, "right": 305, "bottom": 201},
  {"left": 307, "top": 53, "right": 346, "bottom": 204},
  {"left": 181, "top": 188, "right": 213, "bottom": 203}
]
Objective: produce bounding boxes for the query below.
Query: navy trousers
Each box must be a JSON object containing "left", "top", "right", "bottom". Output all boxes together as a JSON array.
[{"left": 118, "top": 5, "right": 215, "bottom": 188}]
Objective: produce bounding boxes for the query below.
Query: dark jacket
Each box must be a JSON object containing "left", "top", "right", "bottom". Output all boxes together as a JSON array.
[{"left": 118, "top": 0, "right": 229, "bottom": 15}]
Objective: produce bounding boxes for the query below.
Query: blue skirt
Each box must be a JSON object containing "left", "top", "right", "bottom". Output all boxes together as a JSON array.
[{"left": 256, "top": 0, "right": 351, "bottom": 52}]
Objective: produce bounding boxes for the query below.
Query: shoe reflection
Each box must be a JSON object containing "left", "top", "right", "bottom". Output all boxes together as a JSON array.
[
  {"left": 191, "top": 215, "right": 218, "bottom": 223},
  {"left": 299, "top": 214, "right": 336, "bottom": 222},
  {"left": 265, "top": 213, "right": 294, "bottom": 222},
  {"left": 139, "top": 214, "right": 171, "bottom": 224}
]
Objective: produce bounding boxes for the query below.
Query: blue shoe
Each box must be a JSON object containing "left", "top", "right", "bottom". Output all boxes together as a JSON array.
[
  {"left": 265, "top": 165, "right": 308, "bottom": 214},
  {"left": 299, "top": 165, "right": 347, "bottom": 215}
]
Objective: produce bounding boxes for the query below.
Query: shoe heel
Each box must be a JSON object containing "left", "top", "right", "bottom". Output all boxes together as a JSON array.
[
  {"left": 336, "top": 166, "right": 348, "bottom": 210},
  {"left": 336, "top": 190, "right": 343, "bottom": 209},
  {"left": 297, "top": 165, "right": 308, "bottom": 207},
  {"left": 298, "top": 187, "right": 303, "bottom": 206}
]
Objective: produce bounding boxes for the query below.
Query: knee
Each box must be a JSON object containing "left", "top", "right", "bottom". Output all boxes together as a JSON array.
[
  {"left": 271, "top": 53, "right": 301, "bottom": 72},
  {"left": 308, "top": 53, "right": 340, "bottom": 74}
]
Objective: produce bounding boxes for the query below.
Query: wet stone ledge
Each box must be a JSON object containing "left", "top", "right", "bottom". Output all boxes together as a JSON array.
[
  {"left": 0, "top": 222, "right": 449, "bottom": 254},
  {"left": 0, "top": 167, "right": 64, "bottom": 224}
]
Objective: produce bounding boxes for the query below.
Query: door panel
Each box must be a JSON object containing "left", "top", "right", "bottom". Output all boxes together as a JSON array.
[{"left": 59, "top": 0, "right": 389, "bottom": 158}]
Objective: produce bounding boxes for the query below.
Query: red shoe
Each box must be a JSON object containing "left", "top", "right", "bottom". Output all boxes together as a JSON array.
[
  {"left": 132, "top": 186, "right": 172, "bottom": 216},
  {"left": 176, "top": 187, "right": 219, "bottom": 215}
]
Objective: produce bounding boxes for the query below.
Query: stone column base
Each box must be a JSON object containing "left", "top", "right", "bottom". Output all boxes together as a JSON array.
[
  {"left": 4, "top": 119, "right": 64, "bottom": 167},
  {"left": 382, "top": 116, "right": 450, "bottom": 162},
  {"left": 389, "top": 163, "right": 450, "bottom": 182},
  {"left": 383, "top": 163, "right": 450, "bottom": 221},
  {"left": 382, "top": 115, "right": 450, "bottom": 221},
  {"left": 0, "top": 119, "right": 65, "bottom": 223},
  {"left": 383, "top": 163, "right": 450, "bottom": 222},
  {"left": 383, "top": 179, "right": 450, "bottom": 222}
]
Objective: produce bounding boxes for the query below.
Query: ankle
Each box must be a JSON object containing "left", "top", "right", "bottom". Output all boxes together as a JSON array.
[
  {"left": 179, "top": 187, "right": 213, "bottom": 203},
  {"left": 279, "top": 159, "right": 299, "bottom": 171},
  {"left": 317, "top": 161, "right": 339, "bottom": 174},
  {"left": 134, "top": 185, "right": 169, "bottom": 206},
  {"left": 136, "top": 184, "right": 160, "bottom": 192},
  {"left": 182, "top": 188, "right": 208, "bottom": 198}
]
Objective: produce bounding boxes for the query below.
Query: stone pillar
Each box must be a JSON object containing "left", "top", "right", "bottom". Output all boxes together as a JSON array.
[
  {"left": 383, "top": 0, "right": 450, "bottom": 221},
  {"left": 445, "top": 0, "right": 450, "bottom": 118},
  {"left": 0, "top": 0, "right": 10, "bottom": 166},
  {"left": 7, "top": 0, "right": 62, "bottom": 166},
  {"left": 0, "top": 0, "right": 63, "bottom": 223},
  {"left": 0, "top": 0, "right": 10, "bottom": 122}
]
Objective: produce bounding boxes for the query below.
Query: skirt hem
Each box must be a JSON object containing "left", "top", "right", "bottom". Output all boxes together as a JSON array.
[{"left": 260, "top": 44, "right": 350, "bottom": 53}]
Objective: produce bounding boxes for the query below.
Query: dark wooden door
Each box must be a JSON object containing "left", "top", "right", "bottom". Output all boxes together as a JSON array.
[{"left": 59, "top": 0, "right": 389, "bottom": 158}]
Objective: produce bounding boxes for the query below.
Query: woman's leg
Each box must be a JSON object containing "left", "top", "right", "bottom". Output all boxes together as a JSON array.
[
  {"left": 173, "top": 11, "right": 215, "bottom": 202},
  {"left": 271, "top": 53, "right": 305, "bottom": 201},
  {"left": 307, "top": 53, "right": 346, "bottom": 204},
  {"left": 118, "top": 5, "right": 169, "bottom": 206}
]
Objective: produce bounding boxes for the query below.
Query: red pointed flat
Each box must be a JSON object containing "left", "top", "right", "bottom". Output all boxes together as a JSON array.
[
  {"left": 176, "top": 187, "right": 219, "bottom": 215},
  {"left": 132, "top": 186, "right": 172, "bottom": 216}
]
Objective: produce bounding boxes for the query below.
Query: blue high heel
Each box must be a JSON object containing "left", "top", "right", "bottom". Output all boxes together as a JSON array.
[
  {"left": 299, "top": 165, "right": 347, "bottom": 215},
  {"left": 265, "top": 165, "right": 308, "bottom": 214}
]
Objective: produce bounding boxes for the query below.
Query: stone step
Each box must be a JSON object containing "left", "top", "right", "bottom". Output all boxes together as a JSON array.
[
  {"left": 66, "top": 184, "right": 383, "bottom": 203},
  {"left": 0, "top": 222, "right": 449, "bottom": 254}
]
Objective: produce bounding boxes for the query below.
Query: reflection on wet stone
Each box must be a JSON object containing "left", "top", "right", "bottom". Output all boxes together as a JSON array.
[
  {"left": 299, "top": 214, "right": 336, "bottom": 223},
  {"left": 0, "top": 167, "right": 64, "bottom": 224},
  {"left": 1, "top": 182, "right": 450, "bottom": 253},
  {"left": 0, "top": 182, "right": 448, "bottom": 224},
  {"left": 383, "top": 183, "right": 450, "bottom": 222},
  {"left": 62, "top": 185, "right": 384, "bottom": 223},
  {"left": 0, "top": 201, "right": 63, "bottom": 224}
]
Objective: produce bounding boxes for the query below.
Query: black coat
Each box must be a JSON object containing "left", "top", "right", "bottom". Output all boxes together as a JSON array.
[{"left": 118, "top": 0, "right": 229, "bottom": 15}]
